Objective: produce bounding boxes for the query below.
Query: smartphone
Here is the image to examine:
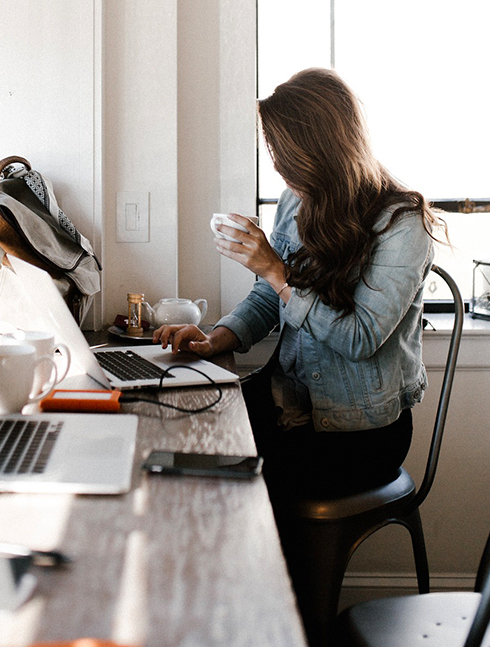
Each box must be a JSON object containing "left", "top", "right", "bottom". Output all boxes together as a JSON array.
[{"left": 142, "top": 450, "right": 263, "bottom": 479}]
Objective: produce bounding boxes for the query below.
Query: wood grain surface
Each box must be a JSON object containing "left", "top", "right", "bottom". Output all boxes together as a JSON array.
[{"left": 0, "top": 352, "right": 307, "bottom": 646}]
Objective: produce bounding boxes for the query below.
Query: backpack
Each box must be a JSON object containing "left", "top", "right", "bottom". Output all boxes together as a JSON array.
[{"left": 0, "top": 156, "right": 101, "bottom": 325}]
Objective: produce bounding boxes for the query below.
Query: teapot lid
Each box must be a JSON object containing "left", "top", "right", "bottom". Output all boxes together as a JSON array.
[{"left": 157, "top": 298, "right": 191, "bottom": 303}]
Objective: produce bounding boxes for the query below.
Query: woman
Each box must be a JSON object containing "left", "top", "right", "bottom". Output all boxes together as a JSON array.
[{"left": 153, "top": 68, "right": 445, "bottom": 500}]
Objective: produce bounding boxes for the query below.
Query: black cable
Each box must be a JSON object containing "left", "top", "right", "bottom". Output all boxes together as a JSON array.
[{"left": 120, "top": 364, "right": 223, "bottom": 413}]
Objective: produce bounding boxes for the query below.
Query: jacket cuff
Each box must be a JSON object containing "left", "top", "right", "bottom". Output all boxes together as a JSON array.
[
  {"left": 214, "top": 313, "right": 254, "bottom": 353},
  {"left": 281, "top": 288, "right": 316, "bottom": 330}
]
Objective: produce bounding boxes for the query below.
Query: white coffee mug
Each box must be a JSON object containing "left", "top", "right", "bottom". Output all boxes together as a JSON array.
[
  {"left": 2, "top": 330, "right": 71, "bottom": 394},
  {"left": 0, "top": 344, "right": 57, "bottom": 414},
  {"left": 210, "top": 213, "right": 259, "bottom": 243}
]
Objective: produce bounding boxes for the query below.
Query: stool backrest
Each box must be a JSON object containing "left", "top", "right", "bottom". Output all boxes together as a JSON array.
[{"left": 408, "top": 264, "right": 464, "bottom": 514}]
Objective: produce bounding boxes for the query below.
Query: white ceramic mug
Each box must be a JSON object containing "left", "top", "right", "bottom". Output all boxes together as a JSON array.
[
  {"left": 210, "top": 213, "right": 259, "bottom": 243},
  {"left": 0, "top": 344, "right": 57, "bottom": 414},
  {"left": 2, "top": 331, "right": 71, "bottom": 394}
]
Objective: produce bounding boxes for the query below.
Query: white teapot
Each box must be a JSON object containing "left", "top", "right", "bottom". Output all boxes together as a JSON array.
[{"left": 142, "top": 298, "right": 208, "bottom": 327}]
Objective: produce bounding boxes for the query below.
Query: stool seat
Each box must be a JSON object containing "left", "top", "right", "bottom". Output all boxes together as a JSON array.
[
  {"left": 337, "top": 592, "right": 485, "bottom": 647},
  {"left": 336, "top": 529, "right": 490, "bottom": 647},
  {"left": 293, "top": 467, "right": 416, "bottom": 520}
]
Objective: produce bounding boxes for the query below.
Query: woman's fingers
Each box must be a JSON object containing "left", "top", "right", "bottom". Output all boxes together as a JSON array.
[
  {"left": 214, "top": 225, "right": 281, "bottom": 278},
  {"left": 213, "top": 213, "right": 259, "bottom": 242},
  {"left": 152, "top": 324, "right": 212, "bottom": 355},
  {"left": 152, "top": 324, "right": 186, "bottom": 347}
]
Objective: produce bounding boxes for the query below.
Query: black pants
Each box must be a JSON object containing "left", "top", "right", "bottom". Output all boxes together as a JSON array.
[
  {"left": 242, "top": 372, "right": 413, "bottom": 502},
  {"left": 242, "top": 371, "right": 414, "bottom": 647}
]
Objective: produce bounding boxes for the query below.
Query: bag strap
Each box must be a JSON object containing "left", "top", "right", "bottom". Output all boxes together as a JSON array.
[{"left": 0, "top": 156, "right": 31, "bottom": 178}]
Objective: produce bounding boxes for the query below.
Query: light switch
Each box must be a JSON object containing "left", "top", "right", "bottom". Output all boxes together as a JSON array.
[
  {"left": 125, "top": 203, "right": 138, "bottom": 231},
  {"left": 116, "top": 192, "right": 149, "bottom": 242}
]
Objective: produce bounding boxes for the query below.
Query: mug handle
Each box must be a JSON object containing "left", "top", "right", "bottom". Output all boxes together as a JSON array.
[
  {"left": 28, "top": 355, "right": 58, "bottom": 404},
  {"left": 54, "top": 343, "right": 71, "bottom": 383},
  {"left": 194, "top": 299, "right": 208, "bottom": 322},
  {"left": 210, "top": 215, "right": 222, "bottom": 237}
]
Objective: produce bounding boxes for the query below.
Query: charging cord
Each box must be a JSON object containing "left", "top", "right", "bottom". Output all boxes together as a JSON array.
[{"left": 120, "top": 365, "right": 223, "bottom": 413}]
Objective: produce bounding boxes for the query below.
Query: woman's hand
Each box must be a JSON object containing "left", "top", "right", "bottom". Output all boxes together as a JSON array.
[
  {"left": 152, "top": 324, "right": 240, "bottom": 357},
  {"left": 214, "top": 213, "right": 287, "bottom": 292},
  {"left": 152, "top": 324, "right": 214, "bottom": 356}
]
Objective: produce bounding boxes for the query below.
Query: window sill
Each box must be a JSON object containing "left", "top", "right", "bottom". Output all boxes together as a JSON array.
[{"left": 423, "top": 312, "right": 490, "bottom": 336}]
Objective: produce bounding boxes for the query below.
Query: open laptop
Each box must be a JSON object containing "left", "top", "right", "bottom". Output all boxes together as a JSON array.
[
  {"left": 7, "top": 255, "right": 239, "bottom": 391},
  {"left": 0, "top": 412, "right": 137, "bottom": 494}
]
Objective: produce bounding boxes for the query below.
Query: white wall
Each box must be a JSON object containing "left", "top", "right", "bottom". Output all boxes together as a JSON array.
[
  {"left": 103, "top": 0, "right": 179, "bottom": 322},
  {"left": 105, "top": 0, "right": 255, "bottom": 325},
  {"left": 177, "top": 0, "right": 257, "bottom": 318},
  {"left": 177, "top": 0, "right": 221, "bottom": 318},
  {"left": 0, "top": 0, "right": 102, "bottom": 327}
]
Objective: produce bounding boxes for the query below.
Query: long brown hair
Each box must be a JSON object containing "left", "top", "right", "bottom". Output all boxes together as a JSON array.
[{"left": 258, "top": 68, "right": 445, "bottom": 314}]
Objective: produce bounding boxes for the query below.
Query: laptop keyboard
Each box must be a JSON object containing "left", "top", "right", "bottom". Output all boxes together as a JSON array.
[
  {"left": 94, "top": 349, "right": 171, "bottom": 382},
  {"left": 0, "top": 419, "right": 62, "bottom": 474}
]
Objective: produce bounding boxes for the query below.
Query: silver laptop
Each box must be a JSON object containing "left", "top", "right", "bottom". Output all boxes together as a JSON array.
[
  {"left": 0, "top": 412, "right": 137, "bottom": 494},
  {"left": 7, "top": 255, "right": 239, "bottom": 391}
]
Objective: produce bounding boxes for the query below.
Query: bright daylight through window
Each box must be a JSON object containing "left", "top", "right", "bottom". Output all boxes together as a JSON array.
[{"left": 257, "top": 0, "right": 490, "bottom": 302}]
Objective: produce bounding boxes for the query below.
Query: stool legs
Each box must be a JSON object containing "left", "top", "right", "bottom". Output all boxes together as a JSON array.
[
  {"left": 275, "top": 508, "right": 430, "bottom": 647},
  {"left": 399, "top": 509, "right": 430, "bottom": 594},
  {"left": 276, "top": 512, "right": 360, "bottom": 646}
]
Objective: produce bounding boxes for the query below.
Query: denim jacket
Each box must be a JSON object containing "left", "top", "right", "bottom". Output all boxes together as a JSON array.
[{"left": 217, "top": 189, "right": 434, "bottom": 431}]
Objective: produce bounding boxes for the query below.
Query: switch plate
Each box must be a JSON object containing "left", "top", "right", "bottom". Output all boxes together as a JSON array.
[{"left": 116, "top": 192, "right": 149, "bottom": 242}]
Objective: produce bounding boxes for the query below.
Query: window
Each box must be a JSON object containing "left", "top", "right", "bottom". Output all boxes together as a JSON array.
[{"left": 257, "top": 0, "right": 490, "bottom": 302}]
